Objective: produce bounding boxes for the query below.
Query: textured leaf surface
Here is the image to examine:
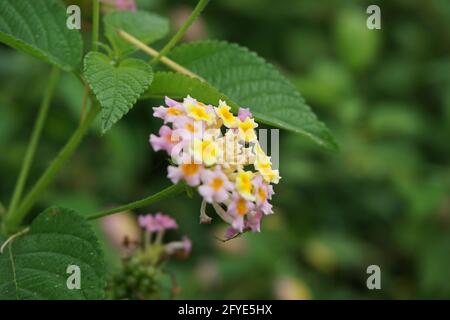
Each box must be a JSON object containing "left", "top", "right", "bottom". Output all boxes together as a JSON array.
[
  {"left": 104, "top": 10, "right": 169, "bottom": 56},
  {"left": 168, "top": 41, "right": 337, "bottom": 150},
  {"left": 84, "top": 52, "right": 154, "bottom": 133},
  {"left": 0, "top": 0, "right": 83, "bottom": 71},
  {"left": 0, "top": 207, "right": 106, "bottom": 300}
]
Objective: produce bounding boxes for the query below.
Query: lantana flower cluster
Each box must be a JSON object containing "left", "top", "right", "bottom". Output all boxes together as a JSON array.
[{"left": 150, "top": 96, "right": 280, "bottom": 239}]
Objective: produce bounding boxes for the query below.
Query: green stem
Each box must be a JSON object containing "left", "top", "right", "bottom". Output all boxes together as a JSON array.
[
  {"left": 86, "top": 183, "right": 185, "bottom": 221},
  {"left": 150, "top": 0, "right": 210, "bottom": 65},
  {"left": 80, "top": 0, "right": 100, "bottom": 123},
  {"left": 0, "top": 201, "right": 5, "bottom": 219},
  {"left": 4, "top": 105, "right": 100, "bottom": 232},
  {"left": 7, "top": 67, "right": 60, "bottom": 219},
  {"left": 92, "top": 0, "right": 100, "bottom": 52}
]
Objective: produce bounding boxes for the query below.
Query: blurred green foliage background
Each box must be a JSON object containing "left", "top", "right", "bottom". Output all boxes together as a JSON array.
[{"left": 1, "top": 0, "right": 450, "bottom": 299}]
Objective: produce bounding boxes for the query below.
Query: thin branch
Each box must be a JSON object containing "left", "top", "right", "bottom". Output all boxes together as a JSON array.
[
  {"left": 86, "top": 183, "right": 185, "bottom": 221},
  {"left": 151, "top": 0, "right": 210, "bottom": 65},
  {"left": 80, "top": 0, "right": 100, "bottom": 123},
  {"left": 79, "top": 84, "right": 90, "bottom": 124},
  {"left": 117, "top": 30, "right": 204, "bottom": 81},
  {"left": 91, "top": 0, "right": 100, "bottom": 52},
  {"left": 214, "top": 232, "right": 245, "bottom": 243},
  {"left": 5, "top": 106, "right": 101, "bottom": 232},
  {"left": 0, "top": 227, "right": 30, "bottom": 254}
]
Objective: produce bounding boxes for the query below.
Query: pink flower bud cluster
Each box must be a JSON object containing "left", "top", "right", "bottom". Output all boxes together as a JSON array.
[{"left": 138, "top": 213, "right": 191, "bottom": 256}]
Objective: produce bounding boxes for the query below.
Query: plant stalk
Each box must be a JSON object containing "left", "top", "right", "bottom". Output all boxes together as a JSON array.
[
  {"left": 7, "top": 67, "right": 60, "bottom": 219},
  {"left": 80, "top": 0, "right": 100, "bottom": 123},
  {"left": 4, "top": 105, "right": 100, "bottom": 232},
  {"left": 117, "top": 30, "right": 204, "bottom": 81},
  {"left": 0, "top": 202, "right": 5, "bottom": 219},
  {"left": 150, "top": 0, "right": 210, "bottom": 65},
  {"left": 86, "top": 183, "right": 185, "bottom": 221},
  {"left": 92, "top": 0, "right": 100, "bottom": 52}
]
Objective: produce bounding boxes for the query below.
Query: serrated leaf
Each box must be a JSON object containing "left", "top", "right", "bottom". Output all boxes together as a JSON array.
[
  {"left": 0, "top": 207, "right": 106, "bottom": 300},
  {"left": 0, "top": 0, "right": 83, "bottom": 71},
  {"left": 84, "top": 52, "right": 154, "bottom": 133},
  {"left": 167, "top": 41, "right": 337, "bottom": 151},
  {"left": 104, "top": 10, "right": 169, "bottom": 56}
]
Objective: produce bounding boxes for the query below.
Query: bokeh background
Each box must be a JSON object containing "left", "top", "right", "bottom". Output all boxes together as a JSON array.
[{"left": 1, "top": 0, "right": 450, "bottom": 299}]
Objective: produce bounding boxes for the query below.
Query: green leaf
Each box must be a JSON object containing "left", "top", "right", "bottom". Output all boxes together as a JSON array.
[
  {"left": 0, "top": 207, "right": 106, "bottom": 300},
  {"left": 104, "top": 10, "right": 169, "bottom": 57},
  {"left": 167, "top": 41, "right": 337, "bottom": 151},
  {"left": 84, "top": 52, "right": 154, "bottom": 133},
  {"left": 0, "top": 0, "right": 83, "bottom": 71}
]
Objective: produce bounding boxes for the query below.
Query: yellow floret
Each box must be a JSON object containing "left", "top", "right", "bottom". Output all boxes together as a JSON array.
[
  {"left": 260, "top": 168, "right": 281, "bottom": 184},
  {"left": 211, "top": 177, "right": 224, "bottom": 191},
  {"left": 254, "top": 153, "right": 272, "bottom": 172},
  {"left": 216, "top": 100, "right": 239, "bottom": 128},
  {"left": 236, "top": 198, "right": 250, "bottom": 216},
  {"left": 167, "top": 107, "right": 183, "bottom": 116},
  {"left": 236, "top": 170, "right": 255, "bottom": 201},
  {"left": 186, "top": 103, "right": 214, "bottom": 124},
  {"left": 192, "top": 138, "right": 219, "bottom": 166},
  {"left": 254, "top": 142, "right": 267, "bottom": 158},
  {"left": 238, "top": 118, "right": 258, "bottom": 142},
  {"left": 254, "top": 153, "right": 280, "bottom": 184}
]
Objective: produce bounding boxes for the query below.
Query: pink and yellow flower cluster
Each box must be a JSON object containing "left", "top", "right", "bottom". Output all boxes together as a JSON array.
[{"left": 150, "top": 96, "right": 280, "bottom": 238}]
